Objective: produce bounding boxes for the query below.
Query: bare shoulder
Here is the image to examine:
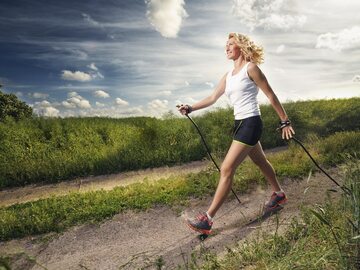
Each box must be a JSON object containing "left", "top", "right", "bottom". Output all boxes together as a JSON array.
[
  {"left": 247, "top": 62, "right": 263, "bottom": 81},
  {"left": 247, "top": 62, "right": 261, "bottom": 74}
]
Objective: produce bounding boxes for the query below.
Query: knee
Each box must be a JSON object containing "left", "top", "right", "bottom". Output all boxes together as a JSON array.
[{"left": 220, "top": 164, "right": 235, "bottom": 179}]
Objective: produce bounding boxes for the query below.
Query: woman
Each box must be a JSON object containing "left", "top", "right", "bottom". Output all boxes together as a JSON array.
[{"left": 178, "top": 33, "right": 295, "bottom": 235}]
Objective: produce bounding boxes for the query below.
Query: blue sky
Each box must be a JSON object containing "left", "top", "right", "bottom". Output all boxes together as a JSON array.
[{"left": 0, "top": 0, "right": 359, "bottom": 118}]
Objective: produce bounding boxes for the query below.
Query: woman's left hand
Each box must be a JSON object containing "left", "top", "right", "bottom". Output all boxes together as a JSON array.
[{"left": 282, "top": 125, "right": 295, "bottom": 140}]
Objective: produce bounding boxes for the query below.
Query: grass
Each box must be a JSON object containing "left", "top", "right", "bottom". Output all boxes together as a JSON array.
[
  {"left": 185, "top": 158, "right": 360, "bottom": 270},
  {"left": 1, "top": 97, "right": 359, "bottom": 188},
  {"left": 0, "top": 131, "right": 359, "bottom": 241}
]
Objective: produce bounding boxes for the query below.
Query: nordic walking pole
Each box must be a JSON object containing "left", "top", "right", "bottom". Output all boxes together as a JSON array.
[
  {"left": 277, "top": 121, "right": 351, "bottom": 195},
  {"left": 182, "top": 112, "right": 242, "bottom": 204}
]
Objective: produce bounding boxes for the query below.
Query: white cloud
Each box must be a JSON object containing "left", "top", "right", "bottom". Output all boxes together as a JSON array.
[
  {"left": 175, "top": 100, "right": 182, "bottom": 105},
  {"left": 72, "top": 106, "right": 144, "bottom": 118},
  {"left": 185, "top": 81, "right": 190, "bottom": 86},
  {"left": 62, "top": 100, "right": 77, "bottom": 109},
  {"left": 52, "top": 47, "right": 88, "bottom": 61},
  {"left": 232, "top": 0, "right": 306, "bottom": 31},
  {"left": 353, "top": 75, "right": 360, "bottom": 83},
  {"left": 62, "top": 92, "right": 91, "bottom": 109},
  {"left": 175, "top": 97, "right": 196, "bottom": 106},
  {"left": 82, "top": 13, "right": 100, "bottom": 27},
  {"left": 88, "top": 62, "right": 98, "bottom": 71},
  {"left": 61, "top": 70, "right": 92, "bottom": 82},
  {"left": 87, "top": 63, "right": 104, "bottom": 79},
  {"left": 42, "top": 107, "right": 60, "bottom": 117},
  {"left": 35, "top": 100, "right": 52, "bottom": 107},
  {"left": 94, "top": 71, "right": 104, "bottom": 79},
  {"left": 123, "top": 107, "right": 144, "bottom": 115},
  {"left": 276, "top": 44, "right": 285, "bottom": 53},
  {"left": 259, "top": 14, "right": 306, "bottom": 31},
  {"left": 94, "top": 90, "right": 110, "bottom": 98},
  {"left": 96, "top": 102, "right": 105, "bottom": 107},
  {"left": 205, "top": 82, "right": 214, "bottom": 88},
  {"left": 148, "top": 99, "right": 168, "bottom": 110},
  {"left": 145, "top": 0, "right": 188, "bottom": 38},
  {"left": 160, "top": 90, "right": 172, "bottom": 96},
  {"left": 115, "top": 97, "right": 129, "bottom": 106},
  {"left": 68, "top": 91, "right": 79, "bottom": 98},
  {"left": 316, "top": 26, "right": 360, "bottom": 51},
  {"left": 33, "top": 100, "right": 60, "bottom": 117},
  {"left": 186, "top": 97, "right": 197, "bottom": 104},
  {"left": 69, "top": 97, "right": 91, "bottom": 109},
  {"left": 29, "top": 92, "right": 49, "bottom": 99}
]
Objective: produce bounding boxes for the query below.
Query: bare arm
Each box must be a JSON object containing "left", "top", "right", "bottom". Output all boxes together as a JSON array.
[
  {"left": 247, "top": 63, "right": 295, "bottom": 139},
  {"left": 178, "top": 73, "right": 227, "bottom": 114}
]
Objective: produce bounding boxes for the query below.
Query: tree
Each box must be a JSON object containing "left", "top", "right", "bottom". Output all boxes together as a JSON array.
[{"left": 0, "top": 90, "right": 33, "bottom": 121}]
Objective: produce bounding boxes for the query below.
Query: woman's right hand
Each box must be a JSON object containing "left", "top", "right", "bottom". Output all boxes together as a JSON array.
[{"left": 177, "top": 104, "right": 192, "bottom": 115}]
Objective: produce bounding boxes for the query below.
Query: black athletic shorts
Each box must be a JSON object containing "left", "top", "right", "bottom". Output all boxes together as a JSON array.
[{"left": 233, "top": 115, "right": 263, "bottom": 146}]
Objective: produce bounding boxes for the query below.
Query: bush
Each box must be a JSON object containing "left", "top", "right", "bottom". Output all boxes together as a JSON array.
[{"left": 0, "top": 90, "right": 33, "bottom": 121}]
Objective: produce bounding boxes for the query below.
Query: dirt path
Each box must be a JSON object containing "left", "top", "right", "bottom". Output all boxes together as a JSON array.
[
  {"left": 0, "top": 161, "right": 210, "bottom": 207},
  {"left": 0, "top": 168, "right": 342, "bottom": 270}
]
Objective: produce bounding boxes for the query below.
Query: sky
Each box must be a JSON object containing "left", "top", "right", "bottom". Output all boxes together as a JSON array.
[{"left": 0, "top": 0, "right": 359, "bottom": 118}]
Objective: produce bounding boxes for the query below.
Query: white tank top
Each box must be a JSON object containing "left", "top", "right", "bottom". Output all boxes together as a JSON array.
[{"left": 225, "top": 62, "right": 261, "bottom": 120}]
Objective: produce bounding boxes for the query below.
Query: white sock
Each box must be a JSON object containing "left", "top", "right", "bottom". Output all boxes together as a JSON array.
[
  {"left": 206, "top": 212, "right": 213, "bottom": 221},
  {"left": 275, "top": 190, "right": 285, "bottom": 195}
]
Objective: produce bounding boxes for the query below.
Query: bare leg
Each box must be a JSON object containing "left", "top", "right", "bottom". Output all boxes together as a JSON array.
[
  {"left": 207, "top": 141, "right": 253, "bottom": 217},
  {"left": 248, "top": 142, "right": 282, "bottom": 192}
]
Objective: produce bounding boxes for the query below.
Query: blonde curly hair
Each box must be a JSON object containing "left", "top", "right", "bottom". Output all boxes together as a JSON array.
[{"left": 228, "top": 33, "right": 264, "bottom": 65}]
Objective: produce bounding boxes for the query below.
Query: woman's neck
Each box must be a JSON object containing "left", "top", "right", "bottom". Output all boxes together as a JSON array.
[{"left": 233, "top": 56, "right": 247, "bottom": 69}]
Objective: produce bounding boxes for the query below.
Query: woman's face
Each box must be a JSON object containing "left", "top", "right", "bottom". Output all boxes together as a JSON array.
[{"left": 226, "top": 37, "right": 241, "bottom": 60}]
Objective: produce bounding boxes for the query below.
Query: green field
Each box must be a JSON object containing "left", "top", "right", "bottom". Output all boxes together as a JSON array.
[{"left": 0, "top": 98, "right": 359, "bottom": 188}]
